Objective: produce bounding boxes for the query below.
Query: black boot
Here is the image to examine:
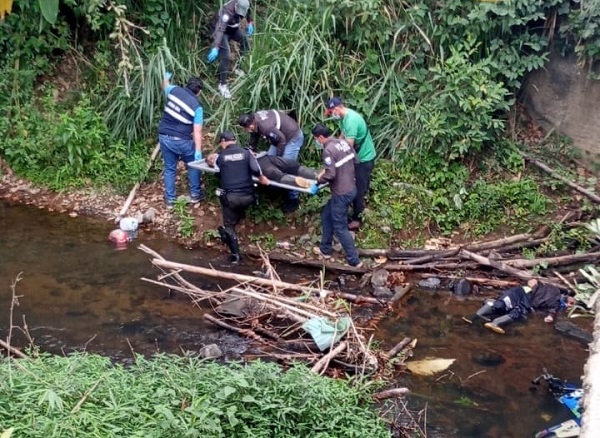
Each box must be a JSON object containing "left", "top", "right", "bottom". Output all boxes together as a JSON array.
[
  {"left": 462, "top": 302, "right": 493, "bottom": 324},
  {"left": 484, "top": 314, "right": 514, "bottom": 334},
  {"left": 218, "top": 226, "right": 230, "bottom": 245},
  {"left": 228, "top": 235, "right": 241, "bottom": 264},
  {"left": 297, "top": 165, "right": 317, "bottom": 180},
  {"left": 282, "top": 198, "right": 300, "bottom": 213}
]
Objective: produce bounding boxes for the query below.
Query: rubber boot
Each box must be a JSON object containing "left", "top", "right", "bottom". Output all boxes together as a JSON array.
[
  {"left": 228, "top": 235, "right": 241, "bottom": 264},
  {"left": 282, "top": 197, "right": 300, "bottom": 213},
  {"left": 297, "top": 166, "right": 317, "bottom": 180},
  {"left": 462, "top": 302, "right": 493, "bottom": 324},
  {"left": 484, "top": 314, "right": 514, "bottom": 334},
  {"left": 218, "top": 226, "right": 230, "bottom": 245}
]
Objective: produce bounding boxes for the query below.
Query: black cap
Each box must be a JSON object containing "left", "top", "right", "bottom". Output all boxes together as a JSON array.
[
  {"left": 219, "top": 131, "right": 236, "bottom": 142},
  {"left": 238, "top": 113, "right": 253, "bottom": 127}
]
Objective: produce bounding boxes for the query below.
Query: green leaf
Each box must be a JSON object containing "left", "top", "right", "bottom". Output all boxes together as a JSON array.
[{"left": 38, "top": 0, "right": 59, "bottom": 25}]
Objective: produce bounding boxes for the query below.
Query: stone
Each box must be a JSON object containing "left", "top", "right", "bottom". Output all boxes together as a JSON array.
[
  {"left": 372, "top": 286, "right": 393, "bottom": 299},
  {"left": 451, "top": 278, "right": 473, "bottom": 297},
  {"left": 419, "top": 277, "right": 441, "bottom": 289},
  {"left": 371, "top": 269, "right": 389, "bottom": 287},
  {"left": 198, "top": 343, "right": 223, "bottom": 359}
]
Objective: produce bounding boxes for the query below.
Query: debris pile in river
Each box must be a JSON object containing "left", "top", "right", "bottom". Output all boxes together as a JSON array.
[{"left": 139, "top": 244, "right": 419, "bottom": 379}]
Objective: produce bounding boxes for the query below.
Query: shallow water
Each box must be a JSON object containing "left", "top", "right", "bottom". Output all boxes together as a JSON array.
[{"left": 0, "top": 200, "right": 591, "bottom": 437}]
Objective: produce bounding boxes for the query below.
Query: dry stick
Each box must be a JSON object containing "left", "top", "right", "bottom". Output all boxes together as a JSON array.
[
  {"left": 140, "top": 277, "right": 224, "bottom": 305},
  {"left": 0, "top": 339, "right": 26, "bottom": 359},
  {"left": 245, "top": 249, "right": 368, "bottom": 274},
  {"left": 115, "top": 143, "right": 161, "bottom": 223},
  {"left": 386, "top": 337, "right": 412, "bottom": 359},
  {"left": 71, "top": 379, "right": 102, "bottom": 414},
  {"left": 389, "top": 284, "right": 411, "bottom": 306},
  {"left": 139, "top": 245, "right": 212, "bottom": 299},
  {"left": 460, "top": 249, "right": 533, "bottom": 281},
  {"left": 372, "top": 388, "right": 411, "bottom": 401},
  {"left": 383, "top": 262, "right": 478, "bottom": 272},
  {"left": 403, "top": 249, "right": 460, "bottom": 265},
  {"left": 229, "top": 287, "right": 315, "bottom": 322},
  {"left": 521, "top": 152, "right": 600, "bottom": 204},
  {"left": 311, "top": 341, "right": 348, "bottom": 374},
  {"left": 204, "top": 314, "right": 267, "bottom": 343},
  {"left": 151, "top": 258, "right": 337, "bottom": 295},
  {"left": 503, "top": 251, "right": 600, "bottom": 269},
  {"left": 492, "top": 237, "right": 549, "bottom": 255},
  {"left": 552, "top": 270, "right": 580, "bottom": 294}
]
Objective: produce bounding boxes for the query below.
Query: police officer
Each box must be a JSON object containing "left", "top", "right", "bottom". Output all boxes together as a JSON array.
[
  {"left": 325, "top": 97, "right": 376, "bottom": 230},
  {"left": 311, "top": 123, "right": 362, "bottom": 268},
  {"left": 206, "top": 131, "right": 268, "bottom": 263},
  {"left": 158, "top": 73, "right": 204, "bottom": 209},
  {"left": 207, "top": 0, "right": 254, "bottom": 98},
  {"left": 239, "top": 110, "right": 304, "bottom": 213}
]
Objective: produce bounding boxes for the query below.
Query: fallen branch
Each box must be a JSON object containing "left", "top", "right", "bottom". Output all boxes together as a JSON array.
[
  {"left": 372, "top": 388, "right": 411, "bottom": 401},
  {"left": 0, "top": 339, "right": 27, "bottom": 359},
  {"left": 460, "top": 250, "right": 533, "bottom": 281},
  {"left": 311, "top": 341, "right": 348, "bottom": 374},
  {"left": 204, "top": 314, "right": 267, "bottom": 344},
  {"left": 386, "top": 337, "right": 412, "bottom": 359},
  {"left": 245, "top": 249, "right": 367, "bottom": 274},
  {"left": 521, "top": 152, "right": 600, "bottom": 204},
  {"left": 504, "top": 251, "right": 600, "bottom": 269}
]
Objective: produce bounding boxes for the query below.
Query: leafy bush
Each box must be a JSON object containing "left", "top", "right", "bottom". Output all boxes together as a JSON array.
[{"left": 0, "top": 353, "right": 390, "bottom": 438}]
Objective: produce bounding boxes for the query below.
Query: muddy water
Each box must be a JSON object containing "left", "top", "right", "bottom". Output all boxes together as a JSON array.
[{"left": 0, "top": 200, "right": 591, "bottom": 437}]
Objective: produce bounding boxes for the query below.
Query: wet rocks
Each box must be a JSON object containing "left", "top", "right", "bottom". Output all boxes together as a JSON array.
[
  {"left": 418, "top": 277, "right": 441, "bottom": 289},
  {"left": 198, "top": 343, "right": 223, "bottom": 359}
]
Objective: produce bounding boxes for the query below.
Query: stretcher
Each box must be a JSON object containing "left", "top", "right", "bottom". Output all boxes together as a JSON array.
[{"left": 189, "top": 151, "right": 327, "bottom": 194}]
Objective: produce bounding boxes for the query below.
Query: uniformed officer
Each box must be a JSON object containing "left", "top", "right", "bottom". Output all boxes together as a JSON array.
[
  {"left": 207, "top": 0, "right": 254, "bottom": 98},
  {"left": 325, "top": 97, "right": 376, "bottom": 231},
  {"left": 239, "top": 110, "right": 304, "bottom": 213},
  {"left": 157, "top": 73, "right": 204, "bottom": 209},
  {"left": 311, "top": 123, "right": 362, "bottom": 268},
  {"left": 206, "top": 131, "right": 268, "bottom": 263}
]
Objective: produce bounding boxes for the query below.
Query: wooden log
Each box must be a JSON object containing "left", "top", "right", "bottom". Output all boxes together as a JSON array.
[
  {"left": 311, "top": 341, "right": 348, "bottom": 374},
  {"left": 331, "top": 291, "right": 384, "bottom": 306},
  {"left": 383, "top": 262, "right": 479, "bottom": 271},
  {"left": 460, "top": 249, "right": 533, "bottom": 281},
  {"left": 403, "top": 249, "right": 459, "bottom": 265},
  {"left": 503, "top": 251, "right": 600, "bottom": 269},
  {"left": 0, "top": 339, "right": 27, "bottom": 359},
  {"left": 387, "top": 337, "right": 412, "bottom": 359},
  {"left": 204, "top": 314, "right": 267, "bottom": 343},
  {"left": 389, "top": 284, "right": 411, "bottom": 306},
  {"left": 115, "top": 143, "right": 160, "bottom": 223},
  {"left": 245, "top": 249, "right": 367, "bottom": 274},
  {"left": 418, "top": 273, "right": 519, "bottom": 288},
  {"left": 521, "top": 152, "right": 600, "bottom": 204},
  {"left": 372, "top": 387, "right": 411, "bottom": 401},
  {"left": 493, "top": 237, "right": 549, "bottom": 255}
]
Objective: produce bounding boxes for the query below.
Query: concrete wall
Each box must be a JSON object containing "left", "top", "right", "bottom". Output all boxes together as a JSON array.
[
  {"left": 522, "top": 49, "right": 600, "bottom": 171},
  {"left": 580, "top": 300, "right": 600, "bottom": 437}
]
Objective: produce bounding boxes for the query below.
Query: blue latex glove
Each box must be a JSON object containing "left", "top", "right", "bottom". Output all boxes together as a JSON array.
[
  {"left": 247, "top": 22, "right": 254, "bottom": 37},
  {"left": 207, "top": 48, "right": 219, "bottom": 63},
  {"left": 164, "top": 71, "right": 173, "bottom": 81},
  {"left": 194, "top": 151, "right": 202, "bottom": 161},
  {"left": 309, "top": 183, "right": 319, "bottom": 196}
]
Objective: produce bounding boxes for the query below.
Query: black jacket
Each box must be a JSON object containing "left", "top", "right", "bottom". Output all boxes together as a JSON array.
[
  {"left": 217, "top": 145, "right": 261, "bottom": 195},
  {"left": 248, "top": 110, "right": 301, "bottom": 156},
  {"left": 211, "top": 0, "right": 252, "bottom": 48}
]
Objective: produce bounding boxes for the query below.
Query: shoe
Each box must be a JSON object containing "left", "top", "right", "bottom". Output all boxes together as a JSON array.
[
  {"left": 282, "top": 198, "right": 300, "bottom": 214},
  {"left": 348, "top": 220, "right": 361, "bottom": 231},
  {"left": 229, "top": 254, "right": 241, "bottom": 264},
  {"left": 484, "top": 322, "right": 506, "bottom": 334},
  {"left": 165, "top": 202, "right": 174, "bottom": 210},
  {"left": 178, "top": 195, "right": 204, "bottom": 205},
  {"left": 218, "top": 83, "right": 231, "bottom": 99},
  {"left": 294, "top": 176, "right": 312, "bottom": 189},
  {"left": 233, "top": 68, "right": 245, "bottom": 77},
  {"left": 350, "top": 261, "right": 363, "bottom": 268},
  {"left": 312, "top": 247, "right": 332, "bottom": 259}
]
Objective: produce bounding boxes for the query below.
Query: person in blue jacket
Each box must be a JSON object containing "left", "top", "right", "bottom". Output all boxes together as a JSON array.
[{"left": 157, "top": 72, "right": 204, "bottom": 209}]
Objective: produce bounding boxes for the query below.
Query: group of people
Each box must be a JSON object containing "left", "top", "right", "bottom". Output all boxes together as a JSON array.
[{"left": 156, "top": 73, "right": 375, "bottom": 265}]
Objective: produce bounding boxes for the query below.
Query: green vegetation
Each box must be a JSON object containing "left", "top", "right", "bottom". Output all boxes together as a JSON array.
[
  {"left": 1, "top": 0, "right": 599, "bottom": 241},
  {"left": 0, "top": 353, "right": 390, "bottom": 438}
]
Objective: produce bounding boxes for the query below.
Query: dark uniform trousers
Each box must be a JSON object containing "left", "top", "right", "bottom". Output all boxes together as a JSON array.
[{"left": 221, "top": 192, "right": 255, "bottom": 236}]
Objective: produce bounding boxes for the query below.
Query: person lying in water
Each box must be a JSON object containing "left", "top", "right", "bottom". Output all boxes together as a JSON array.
[
  {"left": 206, "top": 153, "right": 319, "bottom": 192},
  {"left": 462, "top": 279, "right": 574, "bottom": 334}
]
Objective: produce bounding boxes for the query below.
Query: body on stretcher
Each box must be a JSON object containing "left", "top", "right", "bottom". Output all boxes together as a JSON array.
[{"left": 189, "top": 151, "right": 328, "bottom": 194}]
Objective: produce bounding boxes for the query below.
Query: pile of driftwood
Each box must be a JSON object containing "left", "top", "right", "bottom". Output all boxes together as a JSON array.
[{"left": 139, "top": 245, "right": 416, "bottom": 381}]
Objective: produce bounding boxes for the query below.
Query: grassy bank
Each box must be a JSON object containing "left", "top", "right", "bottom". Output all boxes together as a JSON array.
[{"left": 0, "top": 353, "right": 391, "bottom": 437}]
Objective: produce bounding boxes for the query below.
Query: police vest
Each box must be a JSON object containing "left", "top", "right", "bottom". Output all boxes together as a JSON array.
[{"left": 158, "top": 87, "right": 200, "bottom": 138}]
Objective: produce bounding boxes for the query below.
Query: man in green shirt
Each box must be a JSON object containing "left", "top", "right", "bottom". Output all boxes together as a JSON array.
[{"left": 325, "top": 97, "right": 376, "bottom": 230}]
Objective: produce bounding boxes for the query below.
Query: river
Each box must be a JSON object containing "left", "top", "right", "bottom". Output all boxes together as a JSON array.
[{"left": 0, "top": 200, "right": 591, "bottom": 437}]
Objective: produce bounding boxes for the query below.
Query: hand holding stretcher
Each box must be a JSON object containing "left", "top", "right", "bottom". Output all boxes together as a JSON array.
[{"left": 189, "top": 151, "right": 327, "bottom": 194}]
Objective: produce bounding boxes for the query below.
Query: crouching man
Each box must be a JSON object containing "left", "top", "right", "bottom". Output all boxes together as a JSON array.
[{"left": 206, "top": 131, "right": 268, "bottom": 263}]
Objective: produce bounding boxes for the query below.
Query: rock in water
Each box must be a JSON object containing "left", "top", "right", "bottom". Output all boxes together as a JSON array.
[
  {"left": 419, "top": 277, "right": 441, "bottom": 289},
  {"left": 452, "top": 279, "right": 473, "bottom": 297}
]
